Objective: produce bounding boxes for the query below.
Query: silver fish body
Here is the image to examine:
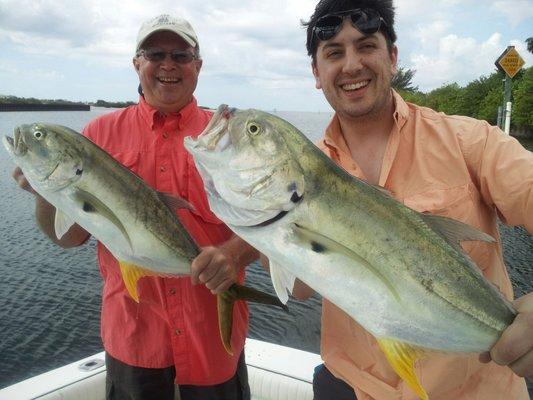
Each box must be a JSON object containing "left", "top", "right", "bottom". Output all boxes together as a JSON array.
[
  {"left": 3, "top": 123, "right": 197, "bottom": 274},
  {"left": 184, "top": 105, "right": 516, "bottom": 399},
  {"left": 3, "top": 122, "right": 288, "bottom": 355}
]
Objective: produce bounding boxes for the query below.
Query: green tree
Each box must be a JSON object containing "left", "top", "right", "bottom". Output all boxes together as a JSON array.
[
  {"left": 527, "top": 37, "right": 533, "bottom": 54},
  {"left": 512, "top": 67, "right": 533, "bottom": 128},
  {"left": 392, "top": 67, "right": 419, "bottom": 92},
  {"left": 476, "top": 86, "right": 502, "bottom": 125},
  {"left": 425, "top": 83, "right": 463, "bottom": 115},
  {"left": 457, "top": 72, "right": 504, "bottom": 118},
  {"left": 396, "top": 89, "right": 426, "bottom": 106}
]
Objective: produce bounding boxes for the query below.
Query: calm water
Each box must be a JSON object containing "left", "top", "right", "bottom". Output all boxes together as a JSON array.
[{"left": 0, "top": 108, "right": 531, "bottom": 389}]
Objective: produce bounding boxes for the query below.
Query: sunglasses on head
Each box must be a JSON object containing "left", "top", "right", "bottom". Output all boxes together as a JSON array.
[
  {"left": 137, "top": 47, "right": 197, "bottom": 64},
  {"left": 313, "top": 8, "right": 387, "bottom": 42}
]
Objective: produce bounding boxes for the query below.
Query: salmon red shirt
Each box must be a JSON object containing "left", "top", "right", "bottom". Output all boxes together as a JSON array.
[
  {"left": 317, "top": 91, "right": 532, "bottom": 399},
  {"left": 82, "top": 96, "right": 248, "bottom": 385}
]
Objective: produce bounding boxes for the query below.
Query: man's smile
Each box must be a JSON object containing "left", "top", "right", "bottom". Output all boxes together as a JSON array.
[
  {"left": 340, "top": 80, "right": 370, "bottom": 91},
  {"left": 157, "top": 76, "right": 181, "bottom": 84}
]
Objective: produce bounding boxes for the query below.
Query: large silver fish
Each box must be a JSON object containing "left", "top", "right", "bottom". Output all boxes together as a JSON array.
[
  {"left": 3, "top": 122, "right": 286, "bottom": 355},
  {"left": 184, "top": 105, "right": 517, "bottom": 399}
]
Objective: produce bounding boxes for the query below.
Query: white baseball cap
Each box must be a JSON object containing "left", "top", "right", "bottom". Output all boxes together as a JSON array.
[{"left": 136, "top": 14, "right": 199, "bottom": 52}]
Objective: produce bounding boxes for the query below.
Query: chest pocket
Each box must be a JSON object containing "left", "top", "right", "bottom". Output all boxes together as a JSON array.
[
  {"left": 403, "top": 183, "right": 477, "bottom": 219},
  {"left": 109, "top": 150, "right": 142, "bottom": 176}
]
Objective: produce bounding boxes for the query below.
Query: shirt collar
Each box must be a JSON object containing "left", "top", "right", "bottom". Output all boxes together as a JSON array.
[
  {"left": 322, "top": 114, "right": 345, "bottom": 157},
  {"left": 391, "top": 89, "right": 409, "bottom": 129},
  {"left": 137, "top": 95, "right": 201, "bottom": 131},
  {"left": 322, "top": 89, "right": 409, "bottom": 153}
]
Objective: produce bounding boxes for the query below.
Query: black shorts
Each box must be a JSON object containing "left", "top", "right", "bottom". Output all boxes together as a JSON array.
[
  {"left": 105, "top": 352, "right": 250, "bottom": 400},
  {"left": 313, "top": 363, "right": 357, "bottom": 400}
]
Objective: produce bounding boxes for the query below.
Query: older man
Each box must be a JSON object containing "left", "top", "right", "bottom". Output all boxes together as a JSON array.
[{"left": 13, "top": 14, "right": 256, "bottom": 400}]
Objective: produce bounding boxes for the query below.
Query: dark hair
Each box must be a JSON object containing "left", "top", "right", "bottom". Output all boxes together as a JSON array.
[{"left": 303, "top": 0, "right": 397, "bottom": 62}]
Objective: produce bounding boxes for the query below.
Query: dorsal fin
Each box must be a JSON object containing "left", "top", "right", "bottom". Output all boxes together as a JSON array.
[
  {"left": 157, "top": 191, "right": 195, "bottom": 213},
  {"left": 371, "top": 184, "right": 394, "bottom": 197},
  {"left": 421, "top": 212, "right": 494, "bottom": 253}
]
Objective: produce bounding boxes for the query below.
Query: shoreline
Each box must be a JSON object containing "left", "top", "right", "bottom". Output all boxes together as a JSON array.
[{"left": 0, "top": 103, "right": 90, "bottom": 112}]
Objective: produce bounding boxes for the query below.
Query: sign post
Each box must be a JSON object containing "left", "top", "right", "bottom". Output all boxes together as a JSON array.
[{"left": 494, "top": 46, "right": 525, "bottom": 133}]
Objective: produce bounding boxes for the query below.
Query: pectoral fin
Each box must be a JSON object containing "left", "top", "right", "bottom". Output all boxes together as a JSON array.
[
  {"left": 118, "top": 262, "right": 158, "bottom": 302},
  {"left": 54, "top": 209, "right": 75, "bottom": 239},
  {"left": 292, "top": 223, "right": 400, "bottom": 303},
  {"left": 75, "top": 189, "right": 132, "bottom": 250},
  {"left": 217, "top": 284, "right": 288, "bottom": 355},
  {"left": 269, "top": 259, "right": 296, "bottom": 305},
  {"left": 377, "top": 338, "right": 429, "bottom": 400}
]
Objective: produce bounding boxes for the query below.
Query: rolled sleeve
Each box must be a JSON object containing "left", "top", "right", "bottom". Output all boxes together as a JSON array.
[{"left": 460, "top": 121, "right": 533, "bottom": 233}]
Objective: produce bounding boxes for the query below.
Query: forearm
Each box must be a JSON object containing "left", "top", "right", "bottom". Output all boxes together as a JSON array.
[
  {"left": 35, "top": 195, "right": 90, "bottom": 248},
  {"left": 218, "top": 234, "right": 259, "bottom": 271}
]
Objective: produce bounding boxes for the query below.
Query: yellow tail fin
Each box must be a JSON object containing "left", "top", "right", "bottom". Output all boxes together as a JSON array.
[
  {"left": 217, "top": 290, "right": 236, "bottom": 356},
  {"left": 217, "top": 284, "right": 289, "bottom": 355},
  {"left": 118, "top": 262, "right": 158, "bottom": 303},
  {"left": 377, "top": 338, "right": 429, "bottom": 400}
]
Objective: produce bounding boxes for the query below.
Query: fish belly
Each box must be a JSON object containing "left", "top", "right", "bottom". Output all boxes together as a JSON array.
[{"left": 234, "top": 219, "right": 501, "bottom": 354}]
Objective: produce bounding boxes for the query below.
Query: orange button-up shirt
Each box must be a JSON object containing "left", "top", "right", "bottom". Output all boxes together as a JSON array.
[
  {"left": 317, "top": 91, "right": 531, "bottom": 399},
  {"left": 82, "top": 96, "right": 248, "bottom": 385}
]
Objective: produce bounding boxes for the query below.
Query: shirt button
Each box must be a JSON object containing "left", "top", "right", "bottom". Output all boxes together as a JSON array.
[
  {"left": 160, "top": 165, "right": 166, "bottom": 172},
  {"left": 175, "top": 329, "right": 181, "bottom": 336},
  {"left": 169, "top": 288, "right": 176, "bottom": 295},
  {"left": 162, "top": 132, "right": 169, "bottom": 139}
]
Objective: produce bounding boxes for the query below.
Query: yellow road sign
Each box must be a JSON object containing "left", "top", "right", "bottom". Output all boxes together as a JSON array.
[{"left": 496, "top": 46, "right": 525, "bottom": 78}]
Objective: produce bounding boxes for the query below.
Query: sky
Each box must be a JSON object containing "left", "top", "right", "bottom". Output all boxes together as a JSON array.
[{"left": 0, "top": 0, "right": 531, "bottom": 112}]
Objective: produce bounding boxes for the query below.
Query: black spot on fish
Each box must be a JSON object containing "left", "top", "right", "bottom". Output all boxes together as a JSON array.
[
  {"left": 83, "top": 202, "right": 95, "bottom": 212},
  {"left": 76, "top": 169, "right": 83, "bottom": 176},
  {"left": 421, "top": 277, "right": 434, "bottom": 292},
  {"left": 290, "top": 192, "right": 303, "bottom": 203},
  {"left": 311, "top": 241, "right": 326, "bottom": 253}
]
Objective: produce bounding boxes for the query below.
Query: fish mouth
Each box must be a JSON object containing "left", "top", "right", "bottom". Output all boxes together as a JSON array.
[
  {"left": 196, "top": 104, "right": 236, "bottom": 152},
  {"left": 2, "top": 128, "right": 27, "bottom": 157}
]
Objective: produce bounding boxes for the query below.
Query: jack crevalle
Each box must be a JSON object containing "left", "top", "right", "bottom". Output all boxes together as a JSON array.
[
  {"left": 3, "top": 123, "right": 287, "bottom": 355},
  {"left": 184, "top": 105, "right": 517, "bottom": 399}
]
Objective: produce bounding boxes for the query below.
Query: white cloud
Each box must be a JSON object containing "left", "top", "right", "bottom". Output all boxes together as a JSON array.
[
  {"left": 491, "top": 0, "right": 533, "bottom": 27},
  {"left": 411, "top": 32, "right": 506, "bottom": 90},
  {"left": 0, "top": 59, "right": 64, "bottom": 81},
  {"left": 0, "top": 0, "right": 530, "bottom": 110}
]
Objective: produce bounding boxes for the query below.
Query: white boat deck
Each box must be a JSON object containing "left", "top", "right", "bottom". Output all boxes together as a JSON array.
[{"left": 0, "top": 338, "right": 322, "bottom": 400}]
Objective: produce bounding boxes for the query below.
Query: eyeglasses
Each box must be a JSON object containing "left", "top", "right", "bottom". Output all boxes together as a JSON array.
[
  {"left": 313, "top": 8, "right": 387, "bottom": 42},
  {"left": 137, "top": 47, "right": 198, "bottom": 64}
]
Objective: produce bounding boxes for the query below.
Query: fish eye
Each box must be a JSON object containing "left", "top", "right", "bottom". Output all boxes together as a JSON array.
[
  {"left": 33, "top": 130, "right": 45, "bottom": 140},
  {"left": 247, "top": 123, "right": 261, "bottom": 136}
]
